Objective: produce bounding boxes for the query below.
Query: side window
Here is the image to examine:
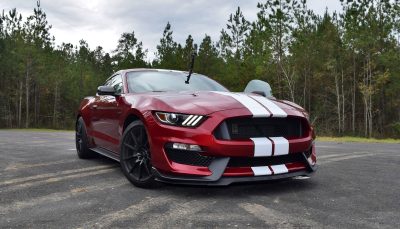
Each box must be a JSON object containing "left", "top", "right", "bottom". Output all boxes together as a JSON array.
[
  {"left": 111, "top": 75, "right": 123, "bottom": 94},
  {"left": 103, "top": 74, "right": 123, "bottom": 94},
  {"left": 104, "top": 77, "right": 114, "bottom": 86}
]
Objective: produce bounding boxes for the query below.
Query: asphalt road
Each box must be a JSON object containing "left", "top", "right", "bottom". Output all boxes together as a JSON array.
[{"left": 0, "top": 130, "right": 399, "bottom": 229}]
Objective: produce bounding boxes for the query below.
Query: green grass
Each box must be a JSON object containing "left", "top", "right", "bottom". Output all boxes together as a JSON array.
[
  {"left": 1, "top": 128, "right": 74, "bottom": 132},
  {"left": 318, "top": 136, "right": 400, "bottom": 143}
]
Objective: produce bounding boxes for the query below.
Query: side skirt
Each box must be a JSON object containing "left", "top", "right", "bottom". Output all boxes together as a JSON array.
[{"left": 90, "top": 147, "right": 120, "bottom": 162}]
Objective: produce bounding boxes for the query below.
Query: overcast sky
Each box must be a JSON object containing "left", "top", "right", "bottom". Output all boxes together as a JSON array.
[{"left": 1, "top": 0, "right": 342, "bottom": 61}]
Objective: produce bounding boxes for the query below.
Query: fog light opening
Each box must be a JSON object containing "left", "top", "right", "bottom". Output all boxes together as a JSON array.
[{"left": 172, "top": 143, "right": 202, "bottom": 151}]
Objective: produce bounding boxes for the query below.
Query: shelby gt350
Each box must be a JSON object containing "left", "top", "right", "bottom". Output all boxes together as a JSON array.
[{"left": 76, "top": 69, "right": 317, "bottom": 187}]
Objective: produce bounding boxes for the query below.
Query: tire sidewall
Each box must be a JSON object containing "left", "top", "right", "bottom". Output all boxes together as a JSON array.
[
  {"left": 76, "top": 117, "right": 93, "bottom": 159},
  {"left": 120, "top": 120, "right": 156, "bottom": 188}
]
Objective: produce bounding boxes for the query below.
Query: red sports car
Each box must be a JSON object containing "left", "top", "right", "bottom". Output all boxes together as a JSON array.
[{"left": 76, "top": 69, "right": 317, "bottom": 187}]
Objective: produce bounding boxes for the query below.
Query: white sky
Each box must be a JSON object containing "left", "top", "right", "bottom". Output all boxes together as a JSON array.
[{"left": 1, "top": 0, "right": 342, "bottom": 61}]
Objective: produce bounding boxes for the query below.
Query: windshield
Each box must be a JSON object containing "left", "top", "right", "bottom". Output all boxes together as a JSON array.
[{"left": 126, "top": 70, "right": 228, "bottom": 93}]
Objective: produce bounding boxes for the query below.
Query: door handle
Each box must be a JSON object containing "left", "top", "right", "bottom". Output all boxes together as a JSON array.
[{"left": 91, "top": 105, "right": 98, "bottom": 110}]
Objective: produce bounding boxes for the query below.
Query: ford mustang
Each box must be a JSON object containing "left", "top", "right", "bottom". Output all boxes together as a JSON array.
[{"left": 76, "top": 69, "right": 317, "bottom": 188}]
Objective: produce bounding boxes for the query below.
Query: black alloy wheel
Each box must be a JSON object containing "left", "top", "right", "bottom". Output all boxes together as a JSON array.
[{"left": 120, "top": 120, "right": 157, "bottom": 188}]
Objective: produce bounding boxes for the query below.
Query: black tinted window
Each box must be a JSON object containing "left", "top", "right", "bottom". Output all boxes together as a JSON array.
[
  {"left": 105, "top": 74, "right": 123, "bottom": 94},
  {"left": 126, "top": 71, "right": 228, "bottom": 93}
]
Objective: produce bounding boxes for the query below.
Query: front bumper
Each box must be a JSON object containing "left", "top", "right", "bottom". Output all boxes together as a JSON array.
[
  {"left": 153, "top": 153, "right": 317, "bottom": 186},
  {"left": 144, "top": 109, "right": 317, "bottom": 185}
]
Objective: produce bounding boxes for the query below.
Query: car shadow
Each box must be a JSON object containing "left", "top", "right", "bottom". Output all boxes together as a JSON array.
[
  {"left": 157, "top": 178, "right": 317, "bottom": 198},
  {"left": 91, "top": 153, "right": 317, "bottom": 197}
]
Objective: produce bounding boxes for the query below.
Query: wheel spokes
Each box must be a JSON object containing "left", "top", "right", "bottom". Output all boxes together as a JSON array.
[
  {"left": 137, "top": 128, "right": 142, "bottom": 144},
  {"left": 129, "top": 162, "right": 138, "bottom": 174},
  {"left": 130, "top": 131, "right": 138, "bottom": 146},
  {"left": 137, "top": 163, "right": 143, "bottom": 179},
  {"left": 124, "top": 142, "right": 137, "bottom": 151},
  {"left": 124, "top": 153, "right": 140, "bottom": 161},
  {"left": 143, "top": 161, "right": 151, "bottom": 176},
  {"left": 122, "top": 125, "right": 152, "bottom": 181}
]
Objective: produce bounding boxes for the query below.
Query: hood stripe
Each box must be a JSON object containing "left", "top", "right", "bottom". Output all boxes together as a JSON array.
[
  {"left": 213, "top": 92, "right": 270, "bottom": 117},
  {"left": 249, "top": 95, "right": 287, "bottom": 117}
]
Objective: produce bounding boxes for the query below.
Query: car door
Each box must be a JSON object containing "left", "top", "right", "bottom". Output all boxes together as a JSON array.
[{"left": 91, "top": 74, "right": 123, "bottom": 152}]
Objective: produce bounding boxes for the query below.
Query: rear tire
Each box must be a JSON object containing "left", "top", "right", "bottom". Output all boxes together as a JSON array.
[
  {"left": 76, "top": 117, "right": 95, "bottom": 159},
  {"left": 120, "top": 120, "right": 158, "bottom": 188}
]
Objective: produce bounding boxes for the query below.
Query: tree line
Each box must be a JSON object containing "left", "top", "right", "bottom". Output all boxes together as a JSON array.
[{"left": 0, "top": 0, "right": 399, "bottom": 138}]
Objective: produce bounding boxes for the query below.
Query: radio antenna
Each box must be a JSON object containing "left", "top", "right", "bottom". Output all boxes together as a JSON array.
[{"left": 185, "top": 52, "right": 197, "bottom": 84}]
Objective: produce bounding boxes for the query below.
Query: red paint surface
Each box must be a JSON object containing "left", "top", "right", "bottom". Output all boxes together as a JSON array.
[{"left": 78, "top": 69, "right": 317, "bottom": 177}]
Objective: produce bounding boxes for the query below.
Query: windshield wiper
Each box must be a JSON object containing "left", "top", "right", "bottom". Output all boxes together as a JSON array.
[{"left": 185, "top": 52, "right": 197, "bottom": 84}]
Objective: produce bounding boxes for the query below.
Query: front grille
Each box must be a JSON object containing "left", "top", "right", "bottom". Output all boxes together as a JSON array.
[
  {"left": 165, "top": 148, "right": 214, "bottom": 167},
  {"left": 227, "top": 153, "right": 305, "bottom": 167},
  {"left": 214, "top": 117, "right": 306, "bottom": 140}
]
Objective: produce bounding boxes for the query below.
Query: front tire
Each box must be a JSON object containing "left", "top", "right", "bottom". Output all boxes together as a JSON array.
[
  {"left": 120, "top": 120, "right": 157, "bottom": 188},
  {"left": 76, "top": 117, "right": 95, "bottom": 159}
]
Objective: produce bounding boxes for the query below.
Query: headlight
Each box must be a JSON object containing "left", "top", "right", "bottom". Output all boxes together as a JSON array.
[{"left": 154, "top": 112, "right": 205, "bottom": 127}]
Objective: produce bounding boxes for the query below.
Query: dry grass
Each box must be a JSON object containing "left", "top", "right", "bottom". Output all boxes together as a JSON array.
[{"left": 318, "top": 136, "right": 400, "bottom": 144}]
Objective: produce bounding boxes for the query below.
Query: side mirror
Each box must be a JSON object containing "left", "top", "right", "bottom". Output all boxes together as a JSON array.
[
  {"left": 97, "top": 86, "right": 115, "bottom": 96},
  {"left": 244, "top": 79, "right": 272, "bottom": 97},
  {"left": 250, "top": 91, "right": 266, "bottom": 97}
]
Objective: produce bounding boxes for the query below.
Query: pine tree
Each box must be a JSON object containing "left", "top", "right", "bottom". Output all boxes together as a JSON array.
[
  {"left": 154, "top": 22, "right": 178, "bottom": 68},
  {"left": 114, "top": 31, "right": 147, "bottom": 69}
]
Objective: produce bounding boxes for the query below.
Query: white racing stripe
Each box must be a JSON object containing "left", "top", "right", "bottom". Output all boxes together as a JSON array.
[
  {"left": 213, "top": 91, "right": 270, "bottom": 117},
  {"left": 251, "top": 164, "right": 289, "bottom": 176},
  {"left": 251, "top": 137, "right": 289, "bottom": 156},
  {"left": 251, "top": 166, "right": 272, "bottom": 176},
  {"left": 250, "top": 95, "right": 287, "bottom": 117},
  {"left": 270, "top": 137, "right": 289, "bottom": 156},
  {"left": 270, "top": 164, "right": 289, "bottom": 174},
  {"left": 251, "top": 137, "right": 273, "bottom": 157}
]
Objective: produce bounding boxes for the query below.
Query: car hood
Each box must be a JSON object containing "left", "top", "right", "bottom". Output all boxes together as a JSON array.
[{"left": 126, "top": 91, "right": 306, "bottom": 118}]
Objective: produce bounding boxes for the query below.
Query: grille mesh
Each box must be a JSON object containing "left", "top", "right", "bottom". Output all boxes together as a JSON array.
[{"left": 214, "top": 117, "right": 306, "bottom": 140}]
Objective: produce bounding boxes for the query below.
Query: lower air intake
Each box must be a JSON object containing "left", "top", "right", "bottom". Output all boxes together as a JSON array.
[{"left": 165, "top": 148, "right": 214, "bottom": 167}]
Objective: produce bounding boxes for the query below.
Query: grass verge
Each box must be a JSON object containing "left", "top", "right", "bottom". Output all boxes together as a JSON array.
[
  {"left": 318, "top": 136, "right": 400, "bottom": 144},
  {"left": 1, "top": 129, "right": 399, "bottom": 143}
]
